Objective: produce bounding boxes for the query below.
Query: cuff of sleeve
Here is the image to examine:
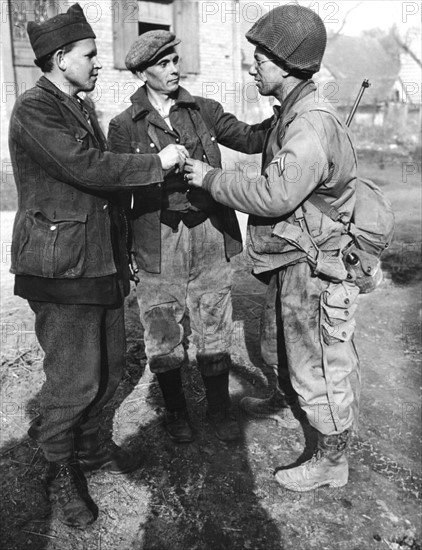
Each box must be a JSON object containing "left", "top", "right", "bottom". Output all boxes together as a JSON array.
[{"left": 203, "top": 168, "right": 220, "bottom": 192}]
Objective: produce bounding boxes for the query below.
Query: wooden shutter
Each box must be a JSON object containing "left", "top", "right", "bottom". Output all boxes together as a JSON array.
[
  {"left": 173, "top": 0, "right": 200, "bottom": 75},
  {"left": 112, "top": 0, "right": 140, "bottom": 69}
]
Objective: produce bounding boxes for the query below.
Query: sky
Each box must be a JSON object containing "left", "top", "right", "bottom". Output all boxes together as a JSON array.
[{"left": 278, "top": 1, "right": 421, "bottom": 36}]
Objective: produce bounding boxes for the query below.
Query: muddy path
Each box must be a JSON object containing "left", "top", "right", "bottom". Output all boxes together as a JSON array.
[{"left": 0, "top": 153, "right": 421, "bottom": 550}]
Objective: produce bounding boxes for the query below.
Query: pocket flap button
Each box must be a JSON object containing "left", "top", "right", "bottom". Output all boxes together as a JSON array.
[{"left": 50, "top": 225, "right": 57, "bottom": 231}]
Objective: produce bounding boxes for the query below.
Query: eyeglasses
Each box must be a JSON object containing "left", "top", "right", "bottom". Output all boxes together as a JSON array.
[{"left": 253, "top": 58, "right": 275, "bottom": 68}]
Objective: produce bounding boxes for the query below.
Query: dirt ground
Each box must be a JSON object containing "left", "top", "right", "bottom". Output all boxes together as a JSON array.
[{"left": 0, "top": 152, "right": 421, "bottom": 550}]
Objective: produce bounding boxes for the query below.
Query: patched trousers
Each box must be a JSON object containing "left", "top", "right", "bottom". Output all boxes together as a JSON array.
[
  {"left": 28, "top": 301, "right": 126, "bottom": 462},
  {"left": 261, "top": 262, "right": 360, "bottom": 435},
  {"left": 136, "top": 217, "right": 233, "bottom": 376}
]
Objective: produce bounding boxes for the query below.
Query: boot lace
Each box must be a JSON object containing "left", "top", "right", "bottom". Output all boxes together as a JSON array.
[{"left": 54, "top": 465, "right": 83, "bottom": 504}]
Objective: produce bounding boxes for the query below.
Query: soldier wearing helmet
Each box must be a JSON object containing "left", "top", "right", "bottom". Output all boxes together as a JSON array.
[{"left": 185, "top": 4, "right": 360, "bottom": 492}]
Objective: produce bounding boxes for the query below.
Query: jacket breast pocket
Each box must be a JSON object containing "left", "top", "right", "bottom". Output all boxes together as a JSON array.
[
  {"left": 74, "top": 128, "right": 89, "bottom": 150},
  {"left": 17, "top": 210, "right": 88, "bottom": 278}
]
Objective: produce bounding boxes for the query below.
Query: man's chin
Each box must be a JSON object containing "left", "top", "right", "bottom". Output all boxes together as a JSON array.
[{"left": 83, "top": 81, "right": 97, "bottom": 93}]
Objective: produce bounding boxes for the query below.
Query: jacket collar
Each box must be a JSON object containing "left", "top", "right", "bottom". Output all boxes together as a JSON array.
[
  {"left": 36, "top": 76, "right": 96, "bottom": 136},
  {"left": 130, "top": 85, "right": 199, "bottom": 121},
  {"left": 273, "top": 80, "right": 317, "bottom": 125}
]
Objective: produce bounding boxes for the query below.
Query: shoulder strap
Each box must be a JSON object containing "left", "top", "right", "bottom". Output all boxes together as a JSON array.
[{"left": 305, "top": 107, "right": 357, "bottom": 225}]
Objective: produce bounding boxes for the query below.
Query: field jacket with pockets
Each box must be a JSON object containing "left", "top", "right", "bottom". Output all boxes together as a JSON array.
[
  {"left": 9, "top": 76, "right": 165, "bottom": 302},
  {"left": 108, "top": 86, "right": 271, "bottom": 274},
  {"left": 201, "top": 81, "right": 358, "bottom": 274}
]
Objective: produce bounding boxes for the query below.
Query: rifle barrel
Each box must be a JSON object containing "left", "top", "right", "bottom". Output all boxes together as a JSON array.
[{"left": 346, "top": 79, "right": 371, "bottom": 127}]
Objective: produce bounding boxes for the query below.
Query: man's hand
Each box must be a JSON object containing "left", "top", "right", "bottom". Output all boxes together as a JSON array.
[
  {"left": 158, "top": 144, "right": 189, "bottom": 171},
  {"left": 183, "top": 158, "right": 214, "bottom": 188}
]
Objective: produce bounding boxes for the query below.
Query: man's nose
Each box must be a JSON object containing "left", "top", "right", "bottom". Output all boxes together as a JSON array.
[
  {"left": 94, "top": 56, "right": 102, "bottom": 70},
  {"left": 249, "top": 63, "right": 257, "bottom": 76},
  {"left": 170, "top": 61, "right": 179, "bottom": 73}
]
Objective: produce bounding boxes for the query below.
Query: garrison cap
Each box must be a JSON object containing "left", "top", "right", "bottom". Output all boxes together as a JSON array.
[
  {"left": 125, "top": 30, "right": 180, "bottom": 72},
  {"left": 246, "top": 5, "right": 327, "bottom": 78},
  {"left": 27, "top": 3, "right": 96, "bottom": 60}
]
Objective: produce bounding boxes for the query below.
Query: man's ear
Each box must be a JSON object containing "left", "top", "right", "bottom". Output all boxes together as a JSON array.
[
  {"left": 55, "top": 49, "right": 67, "bottom": 71},
  {"left": 136, "top": 70, "right": 147, "bottom": 83}
]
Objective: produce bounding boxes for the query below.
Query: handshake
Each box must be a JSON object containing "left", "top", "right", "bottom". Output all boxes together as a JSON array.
[{"left": 157, "top": 144, "right": 214, "bottom": 188}]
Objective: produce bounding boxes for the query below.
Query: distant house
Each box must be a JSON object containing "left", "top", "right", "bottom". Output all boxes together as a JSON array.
[
  {"left": 393, "top": 27, "right": 421, "bottom": 105},
  {"left": 315, "top": 34, "right": 400, "bottom": 110}
]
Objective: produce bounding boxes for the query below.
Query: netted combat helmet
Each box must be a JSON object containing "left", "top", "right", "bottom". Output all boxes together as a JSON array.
[{"left": 246, "top": 5, "right": 327, "bottom": 78}]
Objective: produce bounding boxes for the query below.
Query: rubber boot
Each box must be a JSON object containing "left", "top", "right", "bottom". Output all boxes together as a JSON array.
[
  {"left": 274, "top": 430, "right": 350, "bottom": 492},
  {"left": 75, "top": 431, "right": 141, "bottom": 475},
  {"left": 156, "top": 369, "right": 193, "bottom": 443},
  {"left": 46, "top": 460, "right": 98, "bottom": 528},
  {"left": 201, "top": 372, "right": 240, "bottom": 442}
]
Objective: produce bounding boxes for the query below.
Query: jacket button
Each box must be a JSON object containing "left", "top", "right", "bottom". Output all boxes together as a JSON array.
[
  {"left": 344, "top": 298, "right": 350, "bottom": 305},
  {"left": 211, "top": 136, "right": 216, "bottom": 142},
  {"left": 135, "top": 148, "right": 140, "bottom": 153},
  {"left": 202, "top": 154, "right": 207, "bottom": 160},
  {"left": 157, "top": 183, "right": 162, "bottom": 188},
  {"left": 342, "top": 332, "right": 347, "bottom": 338},
  {"left": 344, "top": 310, "right": 349, "bottom": 317},
  {"left": 50, "top": 225, "right": 57, "bottom": 231},
  {"left": 175, "top": 138, "right": 180, "bottom": 143},
  {"left": 103, "top": 204, "right": 108, "bottom": 210},
  {"left": 150, "top": 143, "right": 155, "bottom": 148}
]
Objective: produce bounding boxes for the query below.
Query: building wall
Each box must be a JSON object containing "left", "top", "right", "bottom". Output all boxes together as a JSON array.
[{"left": 81, "top": 0, "right": 245, "bottom": 134}]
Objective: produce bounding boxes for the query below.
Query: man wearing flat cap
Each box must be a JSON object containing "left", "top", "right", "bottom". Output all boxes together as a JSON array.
[
  {"left": 108, "top": 30, "right": 271, "bottom": 444},
  {"left": 9, "top": 3, "right": 187, "bottom": 529},
  {"left": 185, "top": 5, "right": 361, "bottom": 492}
]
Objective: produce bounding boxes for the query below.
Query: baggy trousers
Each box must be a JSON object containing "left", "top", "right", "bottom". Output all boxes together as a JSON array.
[
  {"left": 136, "top": 217, "right": 233, "bottom": 376},
  {"left": 28, "top": 301, "right": 126, "bottom": 462},
  {"left": 261, "top": 262, "right": 360, "bottom": 435}
]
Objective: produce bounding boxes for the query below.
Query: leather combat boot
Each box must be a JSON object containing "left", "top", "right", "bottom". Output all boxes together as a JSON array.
[
  {"left": 46, "top": 460, "right": 98, "bottom": 528},
  {"left": 274, "top": 430, "right": 350, "bottom": 492},
  {"left": 156, "top": 369, "right": 193, "bottom": 443},
  {"left": 201, "top": 371, "right": 241, "bottom": 442},
  {"left": 75, "top": 434, "right": 141, "bottom": 475}
]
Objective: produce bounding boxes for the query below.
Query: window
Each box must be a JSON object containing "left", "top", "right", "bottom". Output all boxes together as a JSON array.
[{"left": 113, "top": 0, "right": 199, "bottom": 75}]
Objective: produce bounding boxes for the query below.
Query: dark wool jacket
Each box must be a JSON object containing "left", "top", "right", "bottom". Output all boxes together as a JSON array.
[
  {"left": 108, "top": 86, "right": 271, "bottom": 274},
  {"left": 9, "top": 76, "right": 164, "bottom": 302}
]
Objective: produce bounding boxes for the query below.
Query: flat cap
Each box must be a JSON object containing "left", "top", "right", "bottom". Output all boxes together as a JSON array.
[
  {"left": 27, "top": 3, "right": 96, "bottom": 60},
  {"left": 125, "top": 30, "right": 180, "bottom": 72}
]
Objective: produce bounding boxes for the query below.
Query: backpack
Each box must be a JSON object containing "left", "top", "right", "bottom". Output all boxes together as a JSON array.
[{"left": 308, "top": 177, "right": 395, "bottom": 292}]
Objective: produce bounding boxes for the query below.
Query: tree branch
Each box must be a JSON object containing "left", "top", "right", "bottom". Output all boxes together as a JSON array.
[{"left": 333, "top": 1, "right": 363, "bottom": 37}]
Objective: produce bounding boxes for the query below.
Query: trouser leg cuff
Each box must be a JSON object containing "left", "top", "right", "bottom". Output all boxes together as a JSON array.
[{"left": 197, "top": 352, "right": 231, "bottom": 376}]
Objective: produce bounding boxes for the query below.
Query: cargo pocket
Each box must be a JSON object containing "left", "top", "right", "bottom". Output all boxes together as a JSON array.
[
  {"left": 17, "top": 210, "right": 87, "bottom": 278},
  {"left": 320, "top": 282, "right": 359, "bottom": 345}
]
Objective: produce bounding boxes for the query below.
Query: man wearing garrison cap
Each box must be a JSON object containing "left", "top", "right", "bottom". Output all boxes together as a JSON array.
[
  {"left": 186, "top": 5, "right": 360, "bottom": 492},
  {"left": 108, "top": 31, "right": 272, "bottom": 445},
  {"left": 9, "top": 3, "right": 188, "bottom": 529}
]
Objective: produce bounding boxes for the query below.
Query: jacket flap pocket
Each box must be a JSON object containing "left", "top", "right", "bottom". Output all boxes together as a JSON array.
[
  {"left": 74, "top": 128, "right": 89, "bottom": 141},
  {"left": 30, "top": 210, "right": 87, "bottom": 224},
  {"left": 52, "top": 213, "right": 87, "bottom": 223}
]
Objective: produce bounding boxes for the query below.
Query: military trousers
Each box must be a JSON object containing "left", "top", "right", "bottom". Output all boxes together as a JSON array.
[
  {"left": 261, "top": 261, "right": 360, "bottom": 435},
  {"left": 136, "top": 217, "right": 233, "bottom": 376},
  {"left": 28, "top": 300, "right": 126, "bottom": 462}
]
